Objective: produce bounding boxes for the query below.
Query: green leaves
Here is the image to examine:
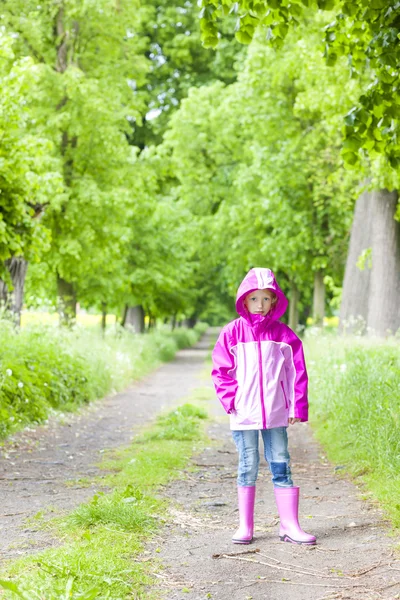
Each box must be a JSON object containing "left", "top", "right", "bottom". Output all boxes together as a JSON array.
[
  {"left": 162, "top": 18, "right": 358, "bottom": 317},
  {"left": 198, "top": 0, "right": 400, "bottom": 172}
]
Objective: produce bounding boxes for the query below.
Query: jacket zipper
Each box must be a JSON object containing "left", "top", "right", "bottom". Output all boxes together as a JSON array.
[
  {"left": 280, "top": 381, "right": 289, "bottom": 410},
  {"left": 257, "top": 335, "right": 267, "bottom": 429}
]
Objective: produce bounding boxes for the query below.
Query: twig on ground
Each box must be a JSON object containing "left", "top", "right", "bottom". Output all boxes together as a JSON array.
[
  {"left": 235, "top": 574, "right": 367, "bottom": 589},
  {"left": 378, "top": 580, "right": 400, "bottom": 591},
  {"left": 214, "top": 553, "right": 348, "bottom": 581},
  {"left": 213, "top": 548, "right": 260, "bottom": 558},
  {"left": 0, "top": 476, "right": 57, "bottom": 481},
  {"left": 257, "top": 552, "right": 344, "bottom": 579},
  {"left": 0, "top": 511, "right": 29, "bottom": 517},
  {"left": 348, "top": 561, "right": 385, "bottom": 578},
  {"left": 193, "top": 463, "right": 223, "bottom": 468}
]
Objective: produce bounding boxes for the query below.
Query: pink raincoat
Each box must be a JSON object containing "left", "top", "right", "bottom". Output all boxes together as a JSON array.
[{"left": 211, "top": 268, "right": 308, "bottom": 430}]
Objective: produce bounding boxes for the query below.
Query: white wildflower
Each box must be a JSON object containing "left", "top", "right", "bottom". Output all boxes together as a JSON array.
[
  {"left": 340, "top": 364, "right": 347, "bottom": 372},
  {"left": 6, "top": 369, "right": 12, "bottom": 376},
  {"left": 18, "top": 382, "right": 24, "bottom": 388}
]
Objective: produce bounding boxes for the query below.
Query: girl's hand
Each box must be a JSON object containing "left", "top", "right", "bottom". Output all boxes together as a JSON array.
[{"left": 289, "top": 417, "right": 301, "bottom": 425}]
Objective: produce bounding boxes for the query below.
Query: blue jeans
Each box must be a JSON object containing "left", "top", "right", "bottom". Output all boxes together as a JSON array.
[{"left": 232, "top": 427, "right": 293, "bottom": 488}]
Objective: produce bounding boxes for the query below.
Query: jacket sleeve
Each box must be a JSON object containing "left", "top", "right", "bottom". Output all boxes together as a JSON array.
[
  {"left": 211, "top": 328, "right": 237, "bottom": 414},
  {"left": 282, "top": 327, "right": 308, "bottom": 422}
]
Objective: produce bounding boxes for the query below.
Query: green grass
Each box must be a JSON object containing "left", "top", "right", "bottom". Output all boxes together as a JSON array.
[
  {"left": 0, "top": 392, "right": 214, "bottom": 599},
  {"left": 306, "top": 334, "right": 400, "bottom": 527},
  {"left": 0, "top": 321, "right": 206, "bottom": 439},
  {"left": 139, "top": 403, "right": 208, "bottom": 442}
]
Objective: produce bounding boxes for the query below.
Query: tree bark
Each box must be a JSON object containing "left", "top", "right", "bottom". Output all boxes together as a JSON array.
[
  {"left": 55, "top": 6, "right": 68, "bottom": 73},
  {"left": 367, "top": 189, "right": 400, "bottom": 336},
  {"left": 339, "top": 188, "right": 373, "bottom": 334},
  {"left": 54, "top": 7, "right": 79, "bottom": 323},
  {"left": 124, "top": 305, "right": 145, "bottom": 333},
  {"left": 312, "top": 270, "right": 325, "bottom": 326},
  {"left": 0, "top": 278, "right": 7, "bottom": 307},
  {"left": 288, "top": 281, "right": 299, "bottom": 332},
  {"left": 57, "top": 275, "right": 77, "bottom": 325},
  {"left": 0, "top": 258, "right": 28, "bottom": 326}
]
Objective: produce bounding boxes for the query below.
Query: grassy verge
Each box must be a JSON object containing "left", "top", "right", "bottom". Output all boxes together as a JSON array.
[
  {"left": 0, "top": 391, "right": 213, "bottom": 599},
  {"left": 306, "top": 333, "right": 400, "bottom": 528},
  {"left": 0, "top": 321, "right": 208, "bottom": 439}
]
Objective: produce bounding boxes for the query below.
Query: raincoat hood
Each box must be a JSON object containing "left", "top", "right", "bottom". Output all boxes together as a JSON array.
[{"left": 235, "top": 268, "right": 288, "bottom": 323}]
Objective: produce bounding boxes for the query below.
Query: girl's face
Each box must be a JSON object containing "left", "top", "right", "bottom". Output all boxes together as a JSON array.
[{"left": 244, "top": 289, "right": 275, "bottom": 316}]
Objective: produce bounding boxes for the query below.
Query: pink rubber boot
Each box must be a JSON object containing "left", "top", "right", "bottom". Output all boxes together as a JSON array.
[
  {"left": 274, "top": 486, "right": 316, "bottom": 545},
  {"left": 232, "top": 486, "right": 255, "bottom": 544}
]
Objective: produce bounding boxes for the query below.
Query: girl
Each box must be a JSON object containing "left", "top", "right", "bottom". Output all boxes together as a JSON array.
[{"left": 211, "top": 267, "right": 316, "bottom": 545}]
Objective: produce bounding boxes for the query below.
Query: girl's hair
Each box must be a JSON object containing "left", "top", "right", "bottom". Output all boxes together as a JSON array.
[{"left": 267, "top": 290, "right": 278, "bottom": 304}]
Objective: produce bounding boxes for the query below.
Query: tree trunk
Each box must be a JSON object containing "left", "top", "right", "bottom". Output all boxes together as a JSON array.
[
  {"left": 0, "top": 258, "right": 28, "bottom": 326},
  {"left": 55, "top": 6, "right": 68, "bottom": 73},
  {"left": 147, "top": 313, "right": 156, "bottom": 330},
  {"left": 121, "top": 304, "right": 128, "bottom": 327},
  {"left": 367, "top": 189, "right": 400, "bottom": 336},
  {"left": 0, "top": 278, "right": 7, "bottom": 307},
  {"left": 57, "top": 275, "right": 77, "bottom": 325},
  {"left": 288, "top": 281, "right": 299, "bottom": 332},
  {"left": 171, "top": 314, "right": 177, "bottom": 331},
  {"left": 312, "top": 270, "right": 325, "bottom": 326},
  {"left": 124, "top": 305, "right": 145, "bottom": 333},
  {"left": 186, "top": 315, "right": 198, "bottom": 328},
  {"left": 101, "top": 302, "right": 107, "bottom": 334},
  {"left": 339, "top": 188, "right": 373, "bottom": 334}
]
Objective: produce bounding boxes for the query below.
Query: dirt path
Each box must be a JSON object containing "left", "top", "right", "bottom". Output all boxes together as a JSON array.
[
  {"left": 0, "top": 334, "right": 211, "bottom": 563},
  {"left": 147, "top": 352, "right": 400, "bottom": 599},
  {"left": 1, "top": 330, "right": 399, "bottom": 600}
]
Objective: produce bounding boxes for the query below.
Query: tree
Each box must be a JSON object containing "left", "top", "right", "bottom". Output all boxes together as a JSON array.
[
  {"left": 198, "top": 0, "right": 400, "bottom": 166},
  {"left": 162, "top": 21, "right": 358, "bottom": 327},
  {"left": 130, "top": 0, "right": 245, "bottom": 148},
  {"left": 1, "top": 0, "right": 150, "bottom": 323},
  {"left": 198, "top": 1, "right": 400, "bottom": 334},
  {"left": 0, "top": 30, "right": 63, "bottom": 323},
  {"left": 120, "top": 0, "right": 246, "bottom": 329}
]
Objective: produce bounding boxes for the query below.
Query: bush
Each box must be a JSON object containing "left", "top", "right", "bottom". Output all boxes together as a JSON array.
[
  {"left": 0, "top": 321, "right": 205, "bottom": 439},
  {"left": 171, "top": 328, "right": 198, "bottom": 349}
]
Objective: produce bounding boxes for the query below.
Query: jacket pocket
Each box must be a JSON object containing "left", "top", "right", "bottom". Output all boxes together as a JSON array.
[{"left": 280, "top": 381, "right": 289, "bottom": 410}]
